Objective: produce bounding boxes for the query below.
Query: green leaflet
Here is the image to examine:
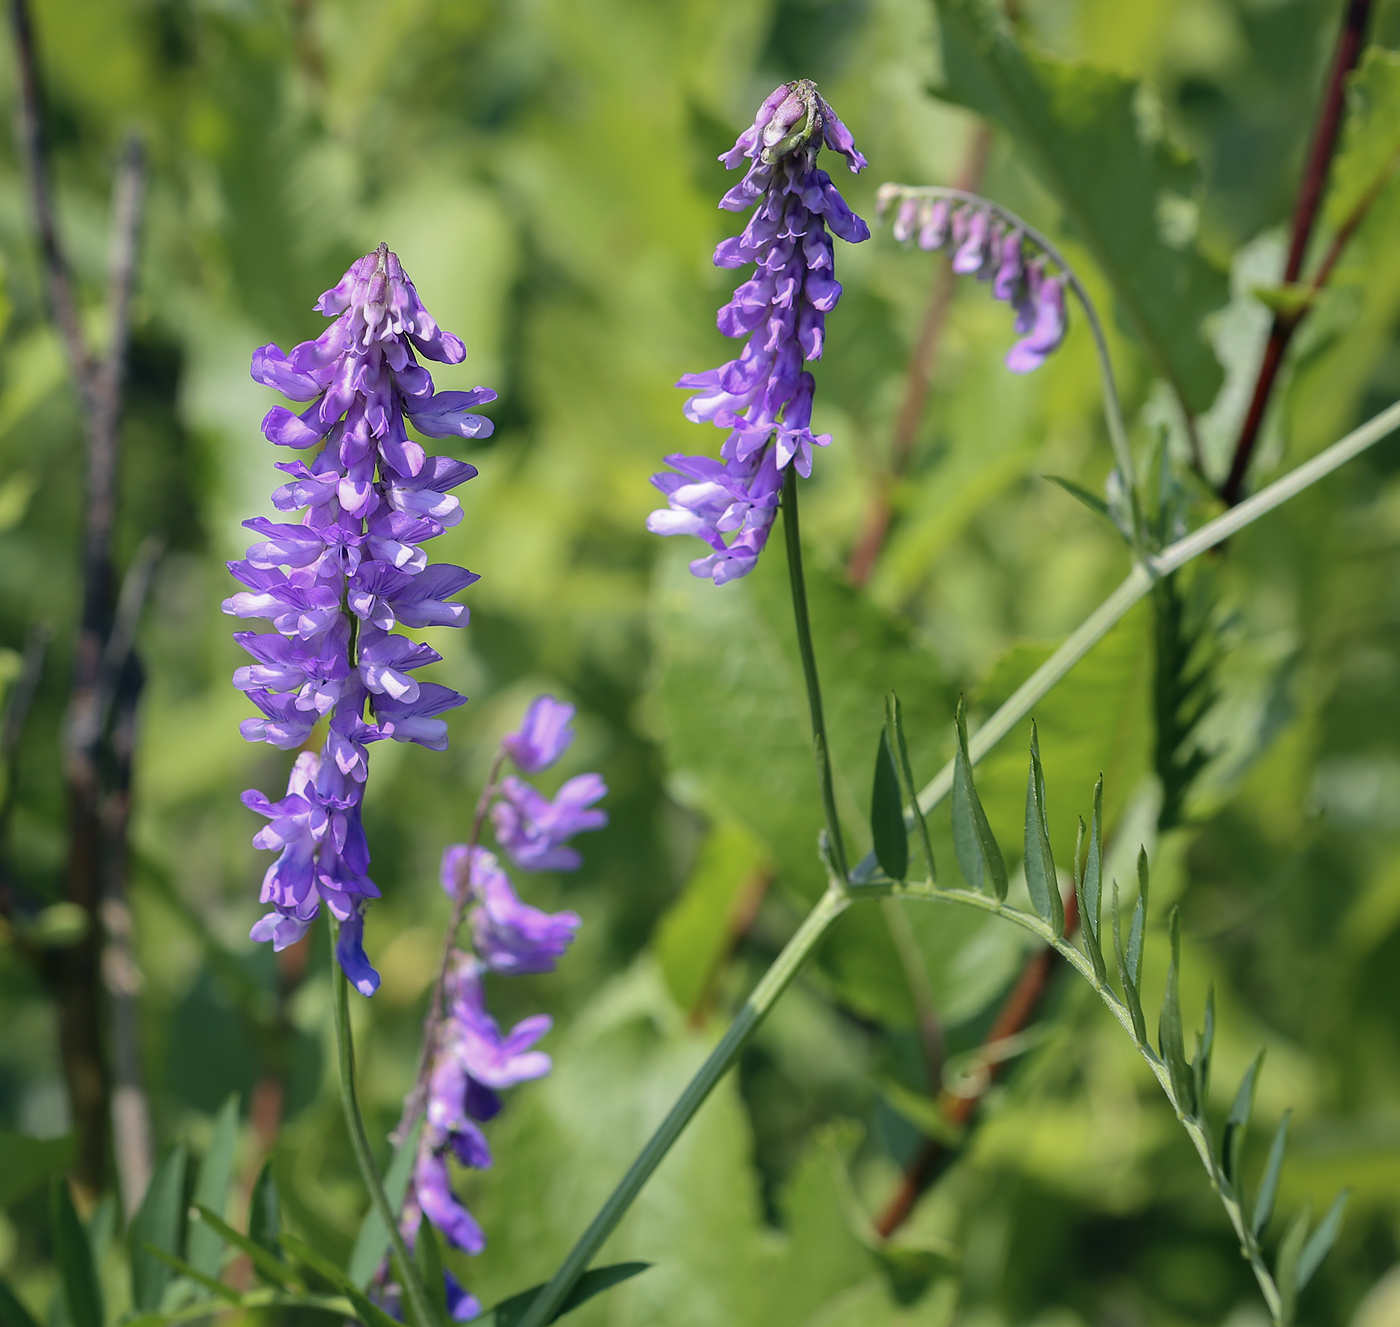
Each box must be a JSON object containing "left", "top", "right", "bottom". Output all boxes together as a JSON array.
[
  {"left": 952, "top": 696, "right": 1008, "bottom": 900},
  {"left": 1111, "top": 881, "right": 1147, "bottom": 1045},
  {"left": 871, "top": 727, "right": 909, "bottom": 881},
  {"left": 1296, "top": 1189, "right": 1350, "bottom": 1293},
  {"left": 1023, "top": 723, "right": 1063, "bottom": 934},
  {"left": 1157, "top": 907, "right": 1194, "bottom": 1118},
  {"left": 1252, "top": 1110, "right": 1292, "bottom": 1239},
  {"left": 50, "top": 1180, "right": 103, "bottom": 1327},
  {"left": 888, "top": 694, "right": 936, "bottom": 883},
  {"left": 1275, "top": 1206, "right": 1311, "bottom": 1326},
  {"left": 247, "top": 1161, "right": 281, "bottom": 1261},
  {"left": 348, "top": 1116, "right": 422, "bottom": 1290},
  {"left": 192, "top": 1202, "right": 300, "bottom": 1290},
  {"left": 930, "top": 0, "right": 1227, "bottom": 411},
  {"left": 188, "top": 1096, "right": 239, "bottom": 1279},
  {"left": 129, "top": 1144, "right": 188, "bottom": 1313},
  {"left": 1193, "top": 986, "right": 1215, "bottom": 1126},
  {"left": 1326, "top": 48, "right": 1400, "bottom": 229},
  {"left": 1078, "top": 776, "right": 1106, "bottom": 981},
  {"left": 1222, "top": 1052, "right": 1263, "bottom": 1193}
]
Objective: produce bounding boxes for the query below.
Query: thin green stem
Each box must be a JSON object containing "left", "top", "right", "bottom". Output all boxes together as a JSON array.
[
  {"left": 514, "top": 884, "right": 851, "bottom": 1327},
  {"left": 331, "top": 929, "right": 435, "bottom": 1327},
  {"left": 782, "top": 466, "right": 849, "bottom": 881}
]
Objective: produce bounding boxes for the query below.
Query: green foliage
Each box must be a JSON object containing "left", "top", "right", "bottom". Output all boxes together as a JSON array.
[
  {"left": 1326, "top": 48, "right": 1400, "bottom": 228},
  {"left": 871, "top": 728, "right": 910, "bottom": 882},
  {"left": 128, "top": 1144, "right": 187, "bottom": 1312},
  {"left": 50, "top": 1181, "right": 102, "bottom": 1327},
  {"left": 951, "top": 697, "right": 1008, "bottom": 900}
]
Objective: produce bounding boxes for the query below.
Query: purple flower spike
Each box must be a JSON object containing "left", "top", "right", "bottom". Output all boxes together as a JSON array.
[
  {"left": 463, "top": 847, "right": 580, "bottom": 974},
  {"left": 231, "top": 244, "right": 494, "bottom": 992},
  {"left": 648, "top": 80, "right": 868, "bottom": 583},
  {"left": 503, "top": 694, "right": 576, "bottom": 773},
  {"left": 491, "top": 773, "right": 608, "bottom": 873}
]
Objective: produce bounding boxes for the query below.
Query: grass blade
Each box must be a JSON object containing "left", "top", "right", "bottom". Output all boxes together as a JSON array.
[
  {"left": 247, "top": 1160, "right": 281, "bottom": 1257},
  {"left": 192, "top": 1203, "right": 300, "bottom": 1290},
  {"left": 189, "top": 1095, "right": 240, "bottom": 1279},
  {"left": 1023, "top": 723, "right": 1064, "bottom": 934},
  {"left": 50, "top": 1179, "right": 103, "bottom": 1327},
  {"left": 479, "top": 1263, "right": 651, "bottom": 1327},
  {"left": 139, "top": 1244, "right": 241, "bottom": 1304},
  {"left": 129, "top": 1143, "right": 188, "bottom": 1312}
]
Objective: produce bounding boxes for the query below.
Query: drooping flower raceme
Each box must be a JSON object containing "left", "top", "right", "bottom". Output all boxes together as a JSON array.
[
  {"left": 647, "top": 80, "right": 869, "bottom": 584},
  {"left": 395, "top": 696, "right": 603, "bottom": 1317},
  {"left": 227, "top": 243, "right": 495, "bottom": 996},
  {"left": 879, "top": 185, "right": 1070, "bottom": 374}
]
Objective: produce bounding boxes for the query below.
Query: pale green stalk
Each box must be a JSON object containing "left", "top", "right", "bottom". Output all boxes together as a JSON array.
[
  {"left": 331, "top": 929, "right": 435, "bottom": 1327},
  {"left": 519, "top": 396, "right": 1400, "bottom": 1326}
]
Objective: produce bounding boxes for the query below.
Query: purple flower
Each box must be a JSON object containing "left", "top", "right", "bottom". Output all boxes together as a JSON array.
[
  {"left": 229, "top": 244, "right": 495, "bottom": 992},
  {"left": 880, "top": 189, "right": 1071, "bottom": 374},
  {"left": 490, "top": 773, "right": 608, "bottom": 872},
  {"left": 501, "top": 694, "right": 576, "bottom": 773},
  {"left": 648, "top": 80, "right": 868, "bottom": 584},
  {"left": 447, "top": 847, "right": 580, "bottom": 974}
]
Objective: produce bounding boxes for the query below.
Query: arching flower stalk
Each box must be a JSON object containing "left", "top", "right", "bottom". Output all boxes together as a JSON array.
[
  {"left": 647, "top": 79, "right": 869, "bottom": 584},
  {"left": 226, "top": 243, "right": 495, "bottom": 995}
]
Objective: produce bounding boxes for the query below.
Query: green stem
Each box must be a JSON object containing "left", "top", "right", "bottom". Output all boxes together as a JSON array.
[
  {"left": 331, "top": 928, "right": 435, "bottom": 1327},
  {"left": 514, "top": 884, "right": 851, "bottom": 1327},
  {"left": 781, "top": 466, "right": 849, "bottom": 881}
]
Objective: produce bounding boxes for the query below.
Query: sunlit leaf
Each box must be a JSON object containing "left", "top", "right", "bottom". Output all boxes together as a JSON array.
[{"left": 1326, "top": 48, "right": 1400, "bottom": 229}]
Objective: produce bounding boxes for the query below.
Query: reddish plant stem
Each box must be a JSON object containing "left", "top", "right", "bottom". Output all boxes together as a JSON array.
[
  {"left": 873, "top": 888, "right": 1079, "bottom": 1240},
  {"left": 847, "top": 124, "right": 994, "bottom": 588},
  {"left": 392, "top": 749, "right": 506, "bottom": 1148},
  {"left": 1220, "top": 0, "right": 1374, "bottom": 507}
]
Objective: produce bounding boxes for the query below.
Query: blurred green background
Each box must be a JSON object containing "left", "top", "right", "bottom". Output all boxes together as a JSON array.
[{"left": 3, "top": 0, "right": 1400, "bottom": 1323}]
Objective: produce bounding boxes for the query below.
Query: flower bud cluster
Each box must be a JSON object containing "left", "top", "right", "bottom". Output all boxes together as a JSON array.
[
  {"left": 878, "top": 185, "right": 1070, "bottom": 374},
  {"left": 226, "top": 244, "right": 495, "bottom": 994},
  {"left": 398, "top": 696, "right": 605, "bottom": 1319},
  {"left": 647, "top": 81, "right": 869, "bottom": 584}
]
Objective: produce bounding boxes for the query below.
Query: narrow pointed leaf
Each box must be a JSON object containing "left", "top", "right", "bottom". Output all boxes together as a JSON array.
[
  {"left": 1112, "top": 881, "right": 1147, "bottom": 1043},
  {"left": 247, "top": 1160, "right": 281, "bottom": 1256},
  {"left": 1276, "top": 1205, "right": 1311, "bottom": 1326},
  {"left": 192, "top": 1203, "right": 300, "bottom": 1289},
  {"left": 130, "top": 1143, "right": 189, "bottom": 1312},
  {"left": 138, "top": 1244, "right": 241, "bottom": 1304},
  {"left": 280, "top": 1233, "right": 350, "bottom": 1290},
  {"left": 1193, "top": 985, "right": 1215, "bottom": 1122},
  {"left": 50, "top": 1180, "right": 103, "bottom": 1327},
  {"left": 1127, "top": 849, "right": 1149, "bottom": 989},
  {"left": 189, "top": 1095, "right": 240, "bottom": 1278},
  {"left": 349, "top": 1116, "right": 422, "bottom": 1290},
  {"left": 478, "top": 1263, "right": 652, "bottom": 1327},
  {"left": 889, "top": 693, "right": 935, "bottom": 881},
  {"left": 1023, "top": 724, "right": 1064, "bottom": 934},
  {"left": 1252, "top": 1110, "right": 1292, "bottom": 1238},
  {"left": 871, "top": 728, "right": 909, "bottom": 881},
  {"left": 343, "top": 1284, "right": 409, "bottom": 1327},
  {"left": 86, "top": 1196, "right": 116, "bottom": 1265},
  {"left": 951, "top": 698, "right": 1007, "bottom": 899},
  {"left": 0, "top": 1280, "right": 40, "bottom": 1327},
  {"left": 1082, "top": 777, "right": 1105, "bottom": 977},
  {"left": 1158, "top": 907, "right": 1195, "bottom": 1117},
  {"left": 1044, "top": 473, "right": 1111, "bottom": 520},
  {"left": 1223, "top": 1052, "right": 1264, "bottom": 1192},
  {"left": 1296, "top": 1189, "right": 1349, "bottom": 1291}
]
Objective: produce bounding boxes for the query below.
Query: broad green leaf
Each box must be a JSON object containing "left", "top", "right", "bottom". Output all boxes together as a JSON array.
[
  {"left": 0, "top": 1280, "right": 40, "bottom": 1327},
  {"left": 1296, "top": 1189, "right": 1350, "bottom": 1291},
  {"left": 50, "top": 1180, "right": 103, "bottom": 1327},
  {"left": 1325, "top": 48, "right": 1400, "bottom": 229},
  {"left": 655, "top": 816, "right": 772, "bottom": 1017},
  {"left": 931, "top": 0, "right": 1228, "bottom": 409},
  {"left": 889, "top": 694, "right": 935, "bottom": 882},
  {"left": 129, "top": 1143, "right": 188, "bottom": 1312},
  {"left": 189, "top": 1095, "right": 240, "bottom": 1279},
  {"left": 1079, "top": 777, "right": 1106, "bottom": 981},
  {"left": 1252, "top": 1110, "right": 1292, "bottom": 1239},
  {"left": 1222, "top": 1052, "right": 1264, "bottom": 1192},
  {"left": 952, "top": 697, "right": 1008, "bottom": 900},
  {"left": 192, "top": 1203, "right": 300, "bottom": 1290},
  {"left": 477, "top": 1263, "right": 651, "bottom": 1327},
  {"left": 1276, "top": 1205, "right": 1311, "bottom": 1326},
  {"left": 0, "top": 1132, "right": 75, "bottom": 1206},
  {"left": 1023, "top": 723, "right": 1063, "bottom": 934},
  {"left": 348, "top": 1116, "right": 422, "bottom": 1290},
  {"left": 247, "top": 1161, "right": 281, "bottom": 1260},
  {"left": 871, "top": 728, "right": 909, "bottom": 881},
  {"left": 1157, "top": 907, "right": 1194, "bottom": 1117}
]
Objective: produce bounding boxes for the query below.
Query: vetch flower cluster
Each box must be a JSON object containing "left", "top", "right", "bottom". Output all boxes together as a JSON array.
[
  {"left": 647, "top": 80, "right": 869, "bottom": 584},
  {"left": 878, "top": 185, "right": 1069, "bottom": 374},
  {"left": 399, "top": 696, "right": 604, "bottom": 1319},
  {"left": 226, "top": 243, "right": 495, "bottom": 996}
]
